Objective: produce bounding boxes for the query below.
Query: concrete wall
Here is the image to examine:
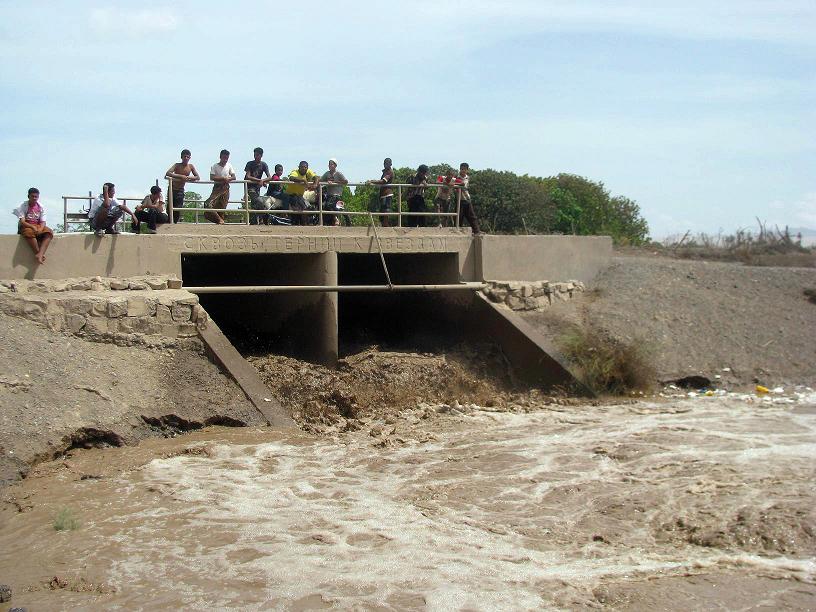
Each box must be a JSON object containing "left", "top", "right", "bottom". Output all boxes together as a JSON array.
[
  {"left": 477, "top": 235, "right": 612, "bottom": 283},
  {"left": 0, "top": 229, "right": 473, "bottom": 280},
  {"left": 0, "top": 231, "right": 612, "bottom": 285},
  {"left": 0, "top": 234, "right": 181, "bottom": 280}
]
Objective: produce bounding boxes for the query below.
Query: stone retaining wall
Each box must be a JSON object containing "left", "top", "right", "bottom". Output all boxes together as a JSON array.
[
  {"left": 482, "top": 280, "right": 586, "bottom": 311},
  {"left": 0, "top": 275, "right": 206, "bottom": 348}
]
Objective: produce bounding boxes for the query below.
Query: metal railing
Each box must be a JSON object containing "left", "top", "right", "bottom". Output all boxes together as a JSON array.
[
  {"left": 164, "top": 179, "right": 463, "bottom": 227},
  {"left": 62, "top": 192, "right": 149, "bottom": 232},
  {"left": 61, "top": 179, "right": 465, "bottom": 231}
]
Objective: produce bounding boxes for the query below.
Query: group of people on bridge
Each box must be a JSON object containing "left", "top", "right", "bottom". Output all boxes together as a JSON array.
[
  {"left": 162, "top": 148, "right": 480, "bottom": 232},
  {"left": 11, "top": 149, "right": 480, "bottom": 266}
]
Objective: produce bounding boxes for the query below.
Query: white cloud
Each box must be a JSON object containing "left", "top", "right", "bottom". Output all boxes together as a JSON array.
[
  {"left": 90, "top": 8, "right": 178, "bottom": 36},
  {"left": 393, "top": 0, "right": 816, "bottom": 47}
]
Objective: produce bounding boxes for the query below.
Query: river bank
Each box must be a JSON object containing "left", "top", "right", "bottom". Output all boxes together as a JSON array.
[{"left": 520, "top": 253, "right": 816, "bottom": 387}]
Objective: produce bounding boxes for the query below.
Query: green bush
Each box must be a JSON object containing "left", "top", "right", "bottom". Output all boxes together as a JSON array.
[
  {"left": 53, "top": 507, "right": 80, "bottom": 531},
  {"left": 561, "top": 326, "right": 656, "bottom": 395}
]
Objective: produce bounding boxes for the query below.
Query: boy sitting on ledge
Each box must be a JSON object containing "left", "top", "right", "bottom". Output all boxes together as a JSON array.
[{"left": 13, "top": 187, "right": 53, "bottom": 265}]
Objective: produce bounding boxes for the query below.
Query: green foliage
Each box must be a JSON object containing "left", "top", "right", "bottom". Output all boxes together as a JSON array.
[
  {"left": 162, "top": 164, "right": 650, "bottom": 242},
  {"left": 53, "top": 507, "right": 80, "bottom": 531},
  {"left": 179, "top": 191, "right": 203, "bottom": 223},
  {"left": 561, "top": 325, "right": 656, "bottom": 395},
  {"left": 346, "top": 165, "right": 650, "bottom": 243},
  {"left": 467, "top": 169, "right": 648, "bottom": 243}
]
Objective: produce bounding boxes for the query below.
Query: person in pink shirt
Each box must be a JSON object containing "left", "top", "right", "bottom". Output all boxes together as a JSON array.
[{"left": 13, "top": 187, "right": 53, "bottom": 265}]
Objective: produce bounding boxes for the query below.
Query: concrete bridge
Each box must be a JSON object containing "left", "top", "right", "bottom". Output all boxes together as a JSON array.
[{"left": 0, "top": 225, "right": 611, "bottom": 394}]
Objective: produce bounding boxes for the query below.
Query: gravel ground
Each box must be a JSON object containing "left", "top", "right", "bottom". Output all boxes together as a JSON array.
[{"left": 520, "top": 253, "right": 816, "bottom": 387}]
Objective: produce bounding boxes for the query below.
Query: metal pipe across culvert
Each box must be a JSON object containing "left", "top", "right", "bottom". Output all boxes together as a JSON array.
[{"left": 185, "top": 283, "right": 486, "bottom": 294}]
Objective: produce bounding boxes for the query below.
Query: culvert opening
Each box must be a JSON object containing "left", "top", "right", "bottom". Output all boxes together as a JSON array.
[
  {"left": 182, "top": 252, "right": 335, "bottom": 361},
  {"left": 182, "top": 252, "right": 475, "bottom": 360},
  {"left": 337, "top": 253, "right": 468, "bottom": 354}
]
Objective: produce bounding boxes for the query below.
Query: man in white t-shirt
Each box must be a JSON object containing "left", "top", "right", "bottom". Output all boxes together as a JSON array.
[
  {"left": 204, "top": 149, "right": 236, "bottom": 224},
  {"left": 88, "top": 183, "right": 137, "bottom": 237}
]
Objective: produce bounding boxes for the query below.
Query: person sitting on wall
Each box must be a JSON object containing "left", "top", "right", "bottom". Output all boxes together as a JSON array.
[
  {"left": 285, "top": 161, "right": 318, "bottom": 226},
  {"left": 88, "top": 183, "right": 137, "bottom": 237},
  {"left": 165, "top": 148, "right": 200, "bottom": 223},
  {"left": 133, "top": 186, "right": 169, "bottom": 234},
  {"left": 13, "top": 187, "right": 53, "bottom": 265},
  {"left": 405, "top": 164, "right": 430, "bottom": 227}
]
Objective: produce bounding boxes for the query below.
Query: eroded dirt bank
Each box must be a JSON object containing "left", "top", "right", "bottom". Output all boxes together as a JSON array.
[
  {"left": 247, "top": 345, "right": 583, "bottom": 434},
  {"left": 0, "top": 312, "right": 265, "bottom": 486}
]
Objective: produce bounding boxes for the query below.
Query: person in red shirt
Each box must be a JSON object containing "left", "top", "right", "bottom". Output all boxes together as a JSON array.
[
  {"left": 13, "top": 187, "right": 53, "bottom": 265},
  {"left": 434, "top": 167, "right": 458, "bottom": 227}
]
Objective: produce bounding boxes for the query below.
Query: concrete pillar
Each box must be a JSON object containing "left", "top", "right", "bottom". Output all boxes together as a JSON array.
[{"left": 317, "top": 251, "right": 338, "bottom": 367}]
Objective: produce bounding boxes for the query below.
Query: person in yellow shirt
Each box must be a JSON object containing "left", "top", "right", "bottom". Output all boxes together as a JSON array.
[{"left": 285, "top": 161, "right": 318, "bottom": 225}]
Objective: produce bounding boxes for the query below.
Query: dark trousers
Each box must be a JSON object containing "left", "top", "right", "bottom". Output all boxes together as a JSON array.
[
  {"left": 288, "top": 194, "right": 307, "bottom": 225},
  {"left": 135, "top": 209, "right": 169, "bottom": 231},
  {"left": 248, "top": 190, "right": 268, "bottom": 225},
  {"left": 406, "top": 195, "right": 427, "bottom": 227},
  {"left": 172, "top": 191, "right": 184, "bottom": 223},
  {"left": 460, "top": 200, "right": 480, "bottom": 233},
  {"left": 322, "top": 194, "right": 352, "bottom": 226},
  {"left": 90, "top": 208, "right": 123, "bottom": 232}
]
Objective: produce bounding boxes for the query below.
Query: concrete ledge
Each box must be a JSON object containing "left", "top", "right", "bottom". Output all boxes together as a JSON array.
[
  {"left": 479, "top": 235, "right": 612, "bottom": 283},
  {"left": 156, "top": 224, "right": 471, "bottom": 236}
]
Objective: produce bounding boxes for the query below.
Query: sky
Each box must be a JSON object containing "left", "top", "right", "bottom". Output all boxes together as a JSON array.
[{"left": 1, "top": 0, "right": 814, "bottom": 239}]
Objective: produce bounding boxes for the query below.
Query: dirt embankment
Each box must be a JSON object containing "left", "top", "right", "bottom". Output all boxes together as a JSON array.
[
  {"left": 0, "top": 312, "right": 265, "bottom": 487},
  {"left": 248, "top": 345, "right": 580, "bottom": 434},
  {"left": 520, "top": 254, "right": 816, "bottom": 388}
]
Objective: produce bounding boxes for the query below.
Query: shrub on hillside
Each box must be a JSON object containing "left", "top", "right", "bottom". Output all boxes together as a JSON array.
[{"left": 561, "top": 326, "right": 656, "bottom": 395}]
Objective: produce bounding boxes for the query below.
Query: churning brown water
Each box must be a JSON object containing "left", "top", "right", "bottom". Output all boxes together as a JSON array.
[{"left": 1, "top": 392, "right": 815, "bottom": 610}]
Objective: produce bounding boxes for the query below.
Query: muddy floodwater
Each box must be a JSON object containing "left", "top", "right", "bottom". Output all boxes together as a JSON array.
[{"left": 1, "top": 392, "right": 815, "bottom": 610}]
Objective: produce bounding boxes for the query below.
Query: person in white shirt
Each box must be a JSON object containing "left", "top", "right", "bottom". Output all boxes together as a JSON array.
[
  {"left": 88, "top": 183, "right": 137, "bottom": 237},
  {"left": 457, "top": 162, "right": 481, "bottom": 234},
  {"left": 204, "top": 149, "right": 236, "bottom": 224},
  {"left": 134, "top": 185, "right": 169, "bottom": 234},
  {"left": 13, "top": 187, "right": 53, "bottom": 264}
]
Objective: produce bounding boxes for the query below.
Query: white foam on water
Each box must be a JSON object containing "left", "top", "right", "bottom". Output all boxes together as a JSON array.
[{"left": 92, "top": 395, "right": 816, "bottom": 608}]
